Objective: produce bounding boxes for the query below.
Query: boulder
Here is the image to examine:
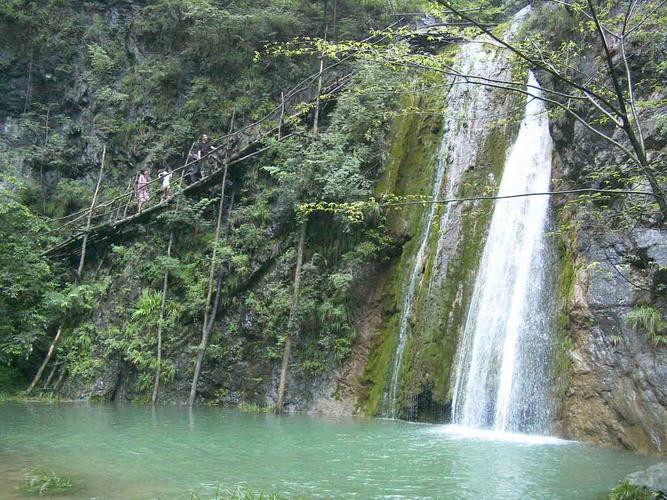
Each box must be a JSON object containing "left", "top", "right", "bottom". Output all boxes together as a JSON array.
[{"left": 626, "top": 463, "right": 667, "bottom": 494}]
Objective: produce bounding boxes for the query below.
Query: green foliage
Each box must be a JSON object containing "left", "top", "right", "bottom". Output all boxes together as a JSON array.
[
  {"left": 189, "top": 485, "right": 294, "bottom": 500},
  {"left": 626, "top": 306, "right": 667, "bottom": 347},
  {"left": 0, "top": 185, "right": 56, "bottom": 366},
  {"left": 21, "top": 469, "right": 74, "bottom": 496},
  {"left": 609, "top": 482, "right": 659, "bottom": 500},
  {"left": 237, "top": 402, "right": 274, "bottom": 413}
]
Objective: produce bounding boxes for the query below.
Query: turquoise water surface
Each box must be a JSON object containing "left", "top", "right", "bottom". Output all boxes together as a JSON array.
[{"left": 0, "top": 402, "right": 658, "bottom": 498}]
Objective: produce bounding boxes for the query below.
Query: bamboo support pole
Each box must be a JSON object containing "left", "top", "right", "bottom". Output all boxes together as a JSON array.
[
  {"left": 114, "top": 178, "right": 134, "bottom": 222},
  {"left": 278, "top": 93, "right": 285, "bottom": 139},
  {"left": 276, "top": 220, "right": 307, "bottom": 414},
  {"left": 313, "top": 58, "right": 325, "bottom": 134},
  {"left": 41, "top": 362, "right": 58, "bottom": 390},
  {"left": 152, "top": 228, "right": 174, "bottom": 407},
  {"left": 26, "top": 145, "right": 107, "bottom": 394},
  {"left": 78, "top": 146, "right": 106, "bottom": 278},
  {"left": 188, "top": 164, "right": 228, "bottom": 407},
  {"left": 53, "top": 366, "right": 66, "bottom": 392},
  {"left": 27, "top": 146, "right": 107, "bottom": 394}
]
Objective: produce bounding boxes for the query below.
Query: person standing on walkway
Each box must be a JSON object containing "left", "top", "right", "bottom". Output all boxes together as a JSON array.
[
  {"left": 159, "top": 169, "right": 172, "bottom": 201},
  {"left": 197, "top": 134, "right": 215, "bottom": 177},
  {"left": 189, "top": 149, "right": 202, "bottom": 184},
  {"left": 137, "top": 169, "right": 151, "bottom": 213}
]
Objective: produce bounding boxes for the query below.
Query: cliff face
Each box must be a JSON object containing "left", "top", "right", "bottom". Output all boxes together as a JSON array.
[
  {"left": 550, "top": 101, "right": 667, "bottom": 454},
  {"left": 558, "top": 227, "right": 667, "bottom": 453}
]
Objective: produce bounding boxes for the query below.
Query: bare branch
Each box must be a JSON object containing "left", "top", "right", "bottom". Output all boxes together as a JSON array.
[
  {"left": 435, "top": 0, "right": 624, "bottom": 117},
  {"left": 625, "top": 0, "right": 667, "bottom": 36}
]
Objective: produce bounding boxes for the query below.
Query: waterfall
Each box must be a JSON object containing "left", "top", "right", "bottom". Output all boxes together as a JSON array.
[
  {"left": 451, "top": 71, "right": 556, "bottom": 434},
  {"left": 384, "top": 7, "right": 532, "bottom": 419},
  {"left": 385, "top": 42, "right": 506, "bottom": 418}
]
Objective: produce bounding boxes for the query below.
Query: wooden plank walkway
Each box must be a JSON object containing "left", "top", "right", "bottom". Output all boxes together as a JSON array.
[
  {"left": 44, "top": 75, "right": 352, "bottom": 259},
  {"left": 42, "top": 21, "right": 409, "bottom": 260}
]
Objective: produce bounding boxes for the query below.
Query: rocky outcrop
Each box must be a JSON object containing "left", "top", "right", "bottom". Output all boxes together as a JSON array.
[
  {"left": 558, "top": 227, "right": 667, "bottom": 453},
  {"left": 626, "top": 462, "right": 667, "bottom": 494}
]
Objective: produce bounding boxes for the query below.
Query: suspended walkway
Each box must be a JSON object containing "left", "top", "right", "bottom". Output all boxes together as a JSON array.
[
  {"left": 43, "top": 21, "right": 408, "bottom": 260},
  {"left": 44, "top": 74, "right": 361, "bottom": 258},
  {"left": 44, "top": 76, "right": 347, "bottom": 259}
]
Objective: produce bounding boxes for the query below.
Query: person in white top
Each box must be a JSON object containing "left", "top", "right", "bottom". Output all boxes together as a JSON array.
[{"left": 159, "top": 169, "right": 172, "bottom": 201}]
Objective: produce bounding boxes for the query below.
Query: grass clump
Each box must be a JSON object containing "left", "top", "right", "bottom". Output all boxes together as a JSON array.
[
  {"left": 609, "top": 482, "right": 659, "bottom": 499},
  {"left": 21, "top": 469, "right": 74, "bottom": 496},
  {"left": 626, "top": 305, "right": 667, "bottom": 346},
  {"left": 189, "top": 485, "right": 293, "bottom": 499}
]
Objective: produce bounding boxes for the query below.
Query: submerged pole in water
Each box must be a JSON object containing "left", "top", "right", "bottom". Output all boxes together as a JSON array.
[
  {"left": 276, "top": 220, "right": 307, "bottom": 414},
  {"left": 189, "top": 165, "right": 228, "bottom": 407},
  {"left": 27, "top": 145, "right": 106, "bottom": 395}
]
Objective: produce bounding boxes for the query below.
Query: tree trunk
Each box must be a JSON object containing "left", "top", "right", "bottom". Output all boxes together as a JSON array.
[{"left": 275, "top": 221, "right": 307, "bottom": 414}]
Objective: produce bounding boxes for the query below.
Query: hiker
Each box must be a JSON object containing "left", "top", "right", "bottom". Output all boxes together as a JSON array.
[
  {"left": 159, "top": 169, "right": 172, "bottom": 201},
  {"left": 189, "top": 149, "right": 202, "bottom": 184},
  {"left": 197, "top": 134, "right": 218, "bottom": 177},
  {"left": 137, "top": 169, "right": 150, "bottom": 212}
]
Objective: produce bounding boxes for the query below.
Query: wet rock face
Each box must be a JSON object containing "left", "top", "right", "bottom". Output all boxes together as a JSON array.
[
  {"left": 626, "top": 462, "right": 667, "bottom": 494},
  {"left": 559, "top": 228, "right": 667, "bottom": 453}
]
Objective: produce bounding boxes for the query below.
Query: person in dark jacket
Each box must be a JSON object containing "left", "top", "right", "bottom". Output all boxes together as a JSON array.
[
  {"left": 189, "top": 149, "right": 201, "bottom": 184},
  {"left": 197, "top": 134, "right": 215, "bottom": 177}
]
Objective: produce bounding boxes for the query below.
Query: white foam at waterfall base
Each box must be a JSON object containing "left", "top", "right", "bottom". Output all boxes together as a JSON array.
[
  {"left": 451, "top": 71, "right": 556, "bottom": 434},
  {"left": 428, "top": 425, "right": 570, "bottom": 446}
]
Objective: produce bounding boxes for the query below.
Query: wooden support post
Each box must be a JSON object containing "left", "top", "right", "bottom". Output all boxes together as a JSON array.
[
  {"left": 278, "top": 92, "right": 285, "bottom": 139},
  {"left": 53, "top": 367, "right": 66, "bottom": 392},
  {"left": 41, "top": 361, "right": 58, "bottom": 390},
  {"left": 188, "top": 164, "right": 228, "bottom": 407},
  {"left": 151, "top": 228, "right": 174, "bottom": 407},
  {"left": 313, "top": 27, "right": 327, "bottom": 135},
  {"left": 229, "top": 108, "right": 236, "bottom": 134},
  {"left": 78, "top": 145, "right": 106, "bottom": 278},
  {"left": 27, "top": 146, "right": 106, "bottom": 395},
  {"left": 122, "top": 171, "right": 140, "bottom": 221},
  {"left": 276, "top": 220, "right": 307, "bottom": 414},
  {"left": 313, "top": 59, "right": 325, "bottom": 134},
  {"left": 115, "top": 178, "right": 133, "bottom": 222},
  {"left": 151, "top": 186, "right": 186, "bottom": 407}
]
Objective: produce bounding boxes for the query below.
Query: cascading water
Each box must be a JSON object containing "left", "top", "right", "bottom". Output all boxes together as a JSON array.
[
  {"left": 451, "top": 71, "right": 556, "bottom": 434},
  {"left": 385, "top": 7, "right": 530, "bottom": 418},
  {"left": 384, "top": 7, "right": 532, "bottom": 419},
  {"left": 385, "top": 42, "right": 504, "bottom": 418}
]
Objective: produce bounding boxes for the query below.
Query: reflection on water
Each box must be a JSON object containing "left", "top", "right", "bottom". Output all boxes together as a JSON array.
[{"left": 0, "top": 403, "right": 658, "bottom": 498}]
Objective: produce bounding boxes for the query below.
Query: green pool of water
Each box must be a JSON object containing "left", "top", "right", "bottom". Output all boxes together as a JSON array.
[{"left": 0, "top": 402, "right": 658, "bottom": 498}]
